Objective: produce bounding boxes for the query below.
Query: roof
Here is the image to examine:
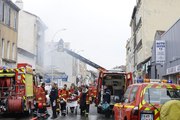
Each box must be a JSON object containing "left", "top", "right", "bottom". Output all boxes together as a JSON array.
[
  {"left": 5, "top": 0, "right": 20, "bottom": 11},
  {"left": 23, "top": 10, "right": 47, "bottom": 29},
  {"left": 162, "top": 18, "right": 180, "bottom": 37},
  {"left": 131, "top": 83, "right": 180, "bottom": 88}
]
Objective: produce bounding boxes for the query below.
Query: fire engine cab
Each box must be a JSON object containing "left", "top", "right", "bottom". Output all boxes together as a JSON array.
[
  {"left": 0, "top": 63, "right": 36, "bottom": 114},
  {"left": 113, "top": 79, "right": 180, "bottom": 120}
]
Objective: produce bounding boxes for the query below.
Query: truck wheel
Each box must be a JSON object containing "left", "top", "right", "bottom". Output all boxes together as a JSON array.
[
  {"left": 105, "top": 109, "right": 111, "bottom": 118},
  {"left": 97, "top": 107, "right": 101, "bottom": 114},
  {"left": 25, "top": 108, "right": 32, "bottom": 116}
]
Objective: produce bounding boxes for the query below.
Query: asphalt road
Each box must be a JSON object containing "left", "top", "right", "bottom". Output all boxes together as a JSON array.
[
  {"left": 46, "top": 104, "right": 114, "bottom": 120},
  {"left": 0, "top": 104, "right": 114, "bottom": 120}
]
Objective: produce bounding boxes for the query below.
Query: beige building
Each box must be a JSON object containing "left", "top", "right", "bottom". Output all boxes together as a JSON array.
[
  {"left": 126, "top": 0, "right": 180, "bottom": 81},
  {"left": 0, "top": 0, "right": 20, "bottom": 68}
]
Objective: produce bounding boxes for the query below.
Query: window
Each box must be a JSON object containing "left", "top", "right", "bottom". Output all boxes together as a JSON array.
[
  {"left": 129, "top": 86, "right": 139, "bottom": 102},
  {"left": 136, "top": 39, "right": 142, "bottom": 52},
  {"left": 5, "top": 4, "right": 10, "bottom": 26},
  {"left": 123, "top": 86, "right": 131, "bottom": 103},
  {"left": 144, "top": 88, "right": 180, "bottom": 104},
  {"left": 12, "top": 43, "right": 15, "bottom": 60},
  {"left": 2, "top": 1, "right": 4, "bottom": 22},
  {"left": 1, "top": 38, "right": 5, "bottom": 58},
  {"left": 8, "top": 7, "right": 11, "bottom": 26},
  {"left": 7, "top": 41, "right": 10, "bottom": 59},
  {"left": 0, "top": 0, "right": 3, "bottom": 21},
  {"left": 14, "top": 12, "right": 17, "bottom": 30}
]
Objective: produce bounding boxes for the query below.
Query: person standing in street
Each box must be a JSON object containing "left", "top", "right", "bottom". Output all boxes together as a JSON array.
[
  {"left": 79, "top": 85, "right": 92, "bottom": 117},
  {"left": 49, "top": 82, "right": 58, "bottom": 119}
]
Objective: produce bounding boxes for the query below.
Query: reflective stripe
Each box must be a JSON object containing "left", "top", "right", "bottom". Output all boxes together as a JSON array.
[
  {"left": 145, "top": 107, "right": 150, "bottom": 110},
  {"left": 125, "top": 105, "right": 134, "bottom": 108},
  {"left": 0, "top": 73, "right": 15, "bottom": 77}
]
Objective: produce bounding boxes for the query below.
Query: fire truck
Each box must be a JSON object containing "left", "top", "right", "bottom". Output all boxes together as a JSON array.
[
  {"left": 57, "top": 40, "right": 133, "bottom": 117},
  {"left": 0, "top": 63, "right": 37, "bottom": 114}
]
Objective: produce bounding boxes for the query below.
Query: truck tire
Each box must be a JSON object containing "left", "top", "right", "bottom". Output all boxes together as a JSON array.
[
  {"left": 97, "top": 107, "right": 102, "bottom": 114},
  {"left": 105, "top": 109, "right": 111, "bottom": 118},
  {"left": 24, "top": 107, "right": 32, "bottom": 116}
]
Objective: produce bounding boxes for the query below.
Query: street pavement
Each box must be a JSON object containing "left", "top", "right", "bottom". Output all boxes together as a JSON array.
[
  {"left": 46, "top": 104, "right": 114, "bottom": 120},
  {"left": 0, "top": 104, "right": 114, "bottom": 120}
]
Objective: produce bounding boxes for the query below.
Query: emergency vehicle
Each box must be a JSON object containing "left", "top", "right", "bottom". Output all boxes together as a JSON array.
[
  {"left": 95, "top": 70, "right": 133, "bottom": 117},
  {"left": 113, "top": 79, "right": 180, "bottom": 120},
  {"left": 0, "top": 63, "right": 37, "bottom": 114}
]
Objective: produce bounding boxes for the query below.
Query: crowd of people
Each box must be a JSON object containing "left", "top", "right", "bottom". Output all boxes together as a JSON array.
[{"left": 46, "top": 82, "right": 94, "bottom": 119}]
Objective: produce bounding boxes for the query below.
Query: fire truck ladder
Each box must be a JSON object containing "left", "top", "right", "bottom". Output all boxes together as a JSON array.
[{"left": 63, "top": 48, "right": 106, "bottom": 72}]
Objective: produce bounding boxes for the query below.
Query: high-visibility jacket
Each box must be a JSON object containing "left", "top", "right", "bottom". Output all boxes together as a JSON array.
[
  {"left": 78, "top": 90, "right": 92, "bottom": 105},
  {"left": 36, "top": 86, "right": 46, "bottom": 105},
  {"left": 69, "top": 88, "right": 75, "bottom": 95},
  {"left": 59, "top": 89, "right": 69, "bottom": 100}
]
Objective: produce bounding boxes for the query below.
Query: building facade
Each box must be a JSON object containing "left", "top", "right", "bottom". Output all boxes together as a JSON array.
[
  {"left": 44, "top": 41, "right": 87, "bottom": 87},
  {"left": 151, "top": 19, "right": 180, "bottom": 84},
  {"left": 15, "top": 0, "right": 47, "bottom": 77},
  {"left": 0, "top": 0, "right": 19, "bottom": 68},
  {"left": 126, "top": 0, "right": 180, "bottom": 82}
]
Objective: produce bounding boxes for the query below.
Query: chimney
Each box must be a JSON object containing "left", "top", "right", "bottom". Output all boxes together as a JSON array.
[{"left": 15, "top": 0, "right": 23, "bottom": 10}]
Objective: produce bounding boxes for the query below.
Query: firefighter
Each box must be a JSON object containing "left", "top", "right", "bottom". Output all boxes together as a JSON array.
[
  {"left": 49, "top": 82, "right": 58, "bottom": 119},
  {"left": 39, "top": 82, "right": 48, "bottom": 113},
  {"left": 34, "top": 82, "right": 49, "bottom": 116},
  {"left": 69, "top": 83, "right": 78, "bottom": 96},
  {"left": 55, "top": 83, "right": 60, "bottom": 115},
  {"left": 59, "top": 84, "right": 69, "bottom": 116},
  {"left": 68, "top": 83, "right": 78, "bottom": 113},
  {"left": 79, "top": 85, "right": 92, "bottom": 117}
]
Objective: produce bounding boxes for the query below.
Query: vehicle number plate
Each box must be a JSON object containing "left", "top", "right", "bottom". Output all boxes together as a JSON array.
[{"left": 141, "top": 114, "right": 153, "bottom": 120}]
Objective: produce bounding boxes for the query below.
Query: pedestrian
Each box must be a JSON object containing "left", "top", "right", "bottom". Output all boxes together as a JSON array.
[
  {"left": 49, "top": 82, "right": 58, "bottom": 119},
  {"left": 79, "top": 85, "right": 92, "bottom": 117},
  {"left": 59, "top": 84, "right": 69, "bottom": 116}
]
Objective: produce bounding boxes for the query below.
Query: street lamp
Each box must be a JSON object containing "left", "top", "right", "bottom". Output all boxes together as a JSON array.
[{"left": 51, "top": 28, "right": 66, "bottom": 81}]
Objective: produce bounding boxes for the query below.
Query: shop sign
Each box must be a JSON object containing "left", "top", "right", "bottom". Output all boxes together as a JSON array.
[{"left": 167, "top": 64, "right": 180, "bottom": 75}]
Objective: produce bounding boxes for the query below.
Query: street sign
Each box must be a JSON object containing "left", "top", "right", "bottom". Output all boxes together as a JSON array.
[{"left": 156, "top": 40, "right": 166, "bottom": 64}]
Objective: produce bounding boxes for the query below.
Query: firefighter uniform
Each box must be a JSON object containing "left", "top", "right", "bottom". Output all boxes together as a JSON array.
[
  {"left": 59, "top": 84, "right": 69, "bottom": 115},
  {"left": 35, "top": 82, "right": 47, "bottom": 114},
  {"left": 79, "top": 86, "right": 92, "bottom": 117},
  {"left": 49, "top": 83, "right": 58, "bottom": 119}
]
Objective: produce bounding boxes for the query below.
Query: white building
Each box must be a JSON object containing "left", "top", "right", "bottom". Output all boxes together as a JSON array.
[
  {"left": 15, "top": 0, "right": 47, "bottom": 77},
  {"left": 126, "top": 0, "right": 180, "bottom": 81},
  {"left": 44, "top": 41, "right": 87, "bottom": 87}
]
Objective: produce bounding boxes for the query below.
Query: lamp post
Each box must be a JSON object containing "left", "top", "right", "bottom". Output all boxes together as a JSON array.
[{"left": 51, "top": 28, "right": 66, "bottom": 81}]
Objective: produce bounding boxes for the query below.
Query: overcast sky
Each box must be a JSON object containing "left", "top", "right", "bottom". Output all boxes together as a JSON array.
[{"left": 13, "top": 0, "right": 136, "bottom": 70}]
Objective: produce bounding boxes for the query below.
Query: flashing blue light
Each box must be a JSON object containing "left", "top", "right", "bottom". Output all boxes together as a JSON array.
[
  {"left": 137, "top": 79, "right": 143, "bottom": 83},
  {"left": 167, "top": 80, "right": 173, "bottom": 83}
]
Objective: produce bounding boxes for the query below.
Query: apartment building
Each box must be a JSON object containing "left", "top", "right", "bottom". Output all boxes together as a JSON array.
[
  {"left": 126, "top": 0, "right": 180, "bottom": 82},
  {"left": 0, "top": 0, "right": 20, "bottom": 68},
  {"left": 15, "top": 0, "right": 47, "bottom": 77}
]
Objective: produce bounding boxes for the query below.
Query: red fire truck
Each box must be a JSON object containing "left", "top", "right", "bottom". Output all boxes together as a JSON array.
[{"left": 0, "top": 63, "right": 37, "bottom": 114}]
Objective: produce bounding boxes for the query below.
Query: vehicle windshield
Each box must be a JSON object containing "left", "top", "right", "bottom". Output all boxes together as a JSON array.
[{"left": 144, "top": 88, "right": 180, "bottom": 104}]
